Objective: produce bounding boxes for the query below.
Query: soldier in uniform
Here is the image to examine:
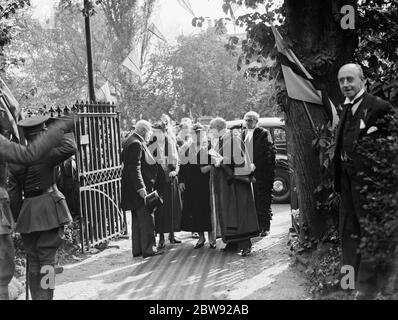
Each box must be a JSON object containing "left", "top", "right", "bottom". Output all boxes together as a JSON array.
[
  {"left": 0, "top": 112, "right": 71, "bottom": 300},
  {"left": 242, "top": 111, "right": 276, "bottom": 237},
  {"left": 13, "top": 115, "right": 77, "bottom": 300}
]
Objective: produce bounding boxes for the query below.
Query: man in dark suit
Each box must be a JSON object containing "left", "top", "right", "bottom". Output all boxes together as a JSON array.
[
  {"left": 14, "top": 115, "right": 76, "bottom": 300},
  {"left": 121, "top": 120, "right": 163, "bottom": 258},
  {"left": 334, "top": 63, "right": 392, "bottom": 298},
  {"left": 242, "top": 111, "right": 276, "bottom": 237}
]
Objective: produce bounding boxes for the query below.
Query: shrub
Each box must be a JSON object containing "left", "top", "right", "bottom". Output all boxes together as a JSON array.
[{"left": 356, "top": 106, "right": 398, "bottom": 295}]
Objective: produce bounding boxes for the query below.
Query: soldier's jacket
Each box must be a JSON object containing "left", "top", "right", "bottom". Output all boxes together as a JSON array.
[
  {"left": 0, "top": 123, "right": 67, "bottom": 235},
  {"left": 14, "top": 132, "right": 77, "bottom": 234}
]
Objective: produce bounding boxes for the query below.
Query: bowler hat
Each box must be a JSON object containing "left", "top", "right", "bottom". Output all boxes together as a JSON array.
[{"left": 192, "top": 123, "right": 204, "bottom": 132}]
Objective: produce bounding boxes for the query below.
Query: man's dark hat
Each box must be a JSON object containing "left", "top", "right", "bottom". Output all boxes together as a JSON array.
[
  {"left": 192, "top": 123, "right": 204, "bottom": 132},
  {"left": 152, "top": 121, "right": 167, "bottom": 131},
  {"left": 17, "top": 115, "right": 49, "bottom": 136}
]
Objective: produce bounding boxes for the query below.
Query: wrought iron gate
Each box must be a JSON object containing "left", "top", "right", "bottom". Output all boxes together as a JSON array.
[{"left": 71, "top": 102, "right": 126, "bottom": 251}]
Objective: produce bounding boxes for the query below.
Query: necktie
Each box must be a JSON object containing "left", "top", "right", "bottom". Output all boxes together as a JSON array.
[
  {"left": 344, "top": 93, "right": 365, "bottom": 116},
  {"left": 344, "top": 103, "right": 353, "bottom": 123}
]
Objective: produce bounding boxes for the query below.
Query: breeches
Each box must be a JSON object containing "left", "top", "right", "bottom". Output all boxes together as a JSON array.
[
  {"left": 0, "top": 234, "right": 15, "bottom": 286},
  {"left": 131, "top": 205, "right": 156, "bottom": 257},
  {"left": 21, "top": 228, "right": 64, "bottom": 273}
]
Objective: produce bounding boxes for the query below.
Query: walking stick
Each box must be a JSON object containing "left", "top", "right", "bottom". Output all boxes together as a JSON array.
[
  {"left": 170, "top": 175, "right": 174, "bottom": 236},
  {"left": 25, "top": 255, "right": 29, "bottom": 300}
]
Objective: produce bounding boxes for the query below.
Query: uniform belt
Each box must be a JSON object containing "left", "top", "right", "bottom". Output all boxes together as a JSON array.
[{"left": 24, "top": 186, "right": 56, "bottom": 198}]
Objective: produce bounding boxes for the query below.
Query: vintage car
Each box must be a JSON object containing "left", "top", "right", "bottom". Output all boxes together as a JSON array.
[{"left": 226, "top": 117, "right": 290, "bottom": 203}]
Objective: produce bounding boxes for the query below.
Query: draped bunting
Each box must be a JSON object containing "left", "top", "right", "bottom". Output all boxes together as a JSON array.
[{"left": 271, "top": 25, "right": 339, "bottom": 129}]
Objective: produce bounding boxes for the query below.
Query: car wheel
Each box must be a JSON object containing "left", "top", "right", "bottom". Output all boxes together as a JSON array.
[{"left": 272, "top": 168, "right": 290, "bottom": 204}]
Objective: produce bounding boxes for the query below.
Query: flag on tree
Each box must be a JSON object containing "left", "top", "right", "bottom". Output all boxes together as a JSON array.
[
  {"left": 0, "top": 77, "right": 21, "bottom": 141},
  {"left": 271, "top": 25, "right": 339, "bottom": 129}
]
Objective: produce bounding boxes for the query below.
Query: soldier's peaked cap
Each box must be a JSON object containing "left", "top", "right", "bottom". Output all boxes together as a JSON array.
[{"left": 18, "top": 115, "right": 49, "bottom": 136}]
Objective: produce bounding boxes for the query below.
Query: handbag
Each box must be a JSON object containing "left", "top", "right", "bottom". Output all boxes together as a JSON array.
[{"left": 144, "top": 190, "right": 163, "bottom": 211}]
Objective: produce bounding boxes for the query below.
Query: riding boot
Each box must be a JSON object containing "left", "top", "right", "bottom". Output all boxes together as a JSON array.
[
  {"left": 37, "top": 265, "right": 55, "bottom": 300},
  {"left": 41, "top": 288, "right": 54, "bottom": 300},
  {"left": 0, "top": 285, "right": 9, "bottom": 300}
]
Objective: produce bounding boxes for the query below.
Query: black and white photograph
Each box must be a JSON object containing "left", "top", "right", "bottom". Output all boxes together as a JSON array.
[{"left": 0, "top": 0, "right": 397, "bottom": 308}]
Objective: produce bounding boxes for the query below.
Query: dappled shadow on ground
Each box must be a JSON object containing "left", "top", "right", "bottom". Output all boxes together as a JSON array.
[{"left": 55, "top": 204, "right": 307, "bottom": 300}]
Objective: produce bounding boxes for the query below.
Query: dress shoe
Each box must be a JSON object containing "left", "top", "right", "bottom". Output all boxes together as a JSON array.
[
  {"left": 241, "top": 248, "right": 252, "bottom": 257},
  {"left": 192, "top": 232, "right": 200, "bottom": 239},
  {"left": 260, "top": 229, "right": 270, "bottom": 237},
  {"left": 169, "top": 238, "right": 182, "bottom": 244},
  {"left": 143, "top": 251, "right": 164, "bottom": 258},
  {"left": 157, "top": 238, "right": 165, "bottom": 249},
  {"left": 209, "top": 242, "right": 217, "bottom": 249},
  {"left": 194, "top": 241, "right": 205, "bottom": 249}
]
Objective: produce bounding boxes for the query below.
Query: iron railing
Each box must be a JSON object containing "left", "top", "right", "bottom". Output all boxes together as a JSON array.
[{"left": 47, "top": 102, "right": 126, "bottom": 252}]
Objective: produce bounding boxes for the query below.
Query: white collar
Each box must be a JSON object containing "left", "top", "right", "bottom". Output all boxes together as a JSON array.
[{"left": 344, "top": 88, "right": 365, "bottom": 104}]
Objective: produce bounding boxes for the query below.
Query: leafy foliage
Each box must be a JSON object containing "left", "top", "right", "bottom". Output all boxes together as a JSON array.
[
  {"left": 4, "top": 0, "right": 157, "bottom": 112},
  {"left": 312, "top": 125, "right": 339, "bottom": 224},
  {"left": 355, "top": 107, "right": 398, "bottom": 290},
  {"left": 0, "top": 0, "right": 30, "bottom": 71},
  {"left": 162, "top": 30, "right": 280, "bottom": 120},
  {"left": 355, "top": 0, "right": 398, "bottom": 102}
]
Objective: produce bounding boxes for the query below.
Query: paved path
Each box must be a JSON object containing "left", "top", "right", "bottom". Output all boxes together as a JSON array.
[{"left": 54, "top": 204, "right": 310, "bottom": 300}]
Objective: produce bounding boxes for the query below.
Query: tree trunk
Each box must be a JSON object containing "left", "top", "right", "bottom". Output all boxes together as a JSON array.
[
  {"left": 285, "top": 100, "right": 329, "bottom": 240},
  {"left": 283, "top": 0, "right": 358, "bottom": 240}
]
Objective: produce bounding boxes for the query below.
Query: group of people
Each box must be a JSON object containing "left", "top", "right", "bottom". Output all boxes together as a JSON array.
[
  {"left": 121, "top": 111, "right": 276, "bottom": 258},
  {"left": 120, "top": 62, "right": 396, "bottom": 299},
  {"left": 0, "top": 62, "right": 393, "bottom": 301}
]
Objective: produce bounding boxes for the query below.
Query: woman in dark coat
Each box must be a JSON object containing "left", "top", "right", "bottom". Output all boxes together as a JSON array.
[
  {"left": 178, "top": 124, "right": 215, "bottom": 249},
  {"left": 151, "top": 115, "right": 182, "bottom": 248}
]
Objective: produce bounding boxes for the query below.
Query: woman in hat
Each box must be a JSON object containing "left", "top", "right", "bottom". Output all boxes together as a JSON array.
[
  {"left": 150, "top": 115, "right": 182, "bottom": 248},
  {"left": 178, "top": 123, "right": 215, "bottom": 249}
]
